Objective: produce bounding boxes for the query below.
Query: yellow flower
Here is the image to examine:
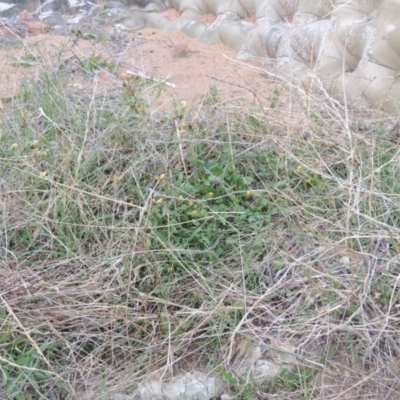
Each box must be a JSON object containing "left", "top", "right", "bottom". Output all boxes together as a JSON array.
[
  {"left": 188, "top": 200, "right": 194, "bottom": 207},
  {"left": 208, "top": 192, "right": 214, "bottom": 197},
  {"left": 39, "top": 171, "right": 47, "bottom": 178},
  {"left": 113, "top": 175, "right": 119, "bottom": 183},
  {"left": 246, "top": 191, "right": 252, "bottom": 197},
  {"left": 10, "top": 143, "right": 18, "bottom": 150},
  {"left": 37, "top": 150, "right": 47, "bottom": 158},
  {"left": 152, "top": 198, "right": 157, "bottom": 204},
  {"left": 167, "top": 265, "right": 174, "bottom": 273},
  {"left": 306, "top": 178, "right": 312, "bottom": 185},
  {"left": 192, "top": 209, "right": 197, "bottom": 216},
  {"left": 248, "top": 129, "right": 254, "bottom": 135},
  {"left": 178, "top": 195, "right": 184, "bottom": 200},
  {"left": 296, "top": 165, "right": 302, "bottom": 171},
  {"left": 157, "top": 198, "right": 163, "bottom": 204}
]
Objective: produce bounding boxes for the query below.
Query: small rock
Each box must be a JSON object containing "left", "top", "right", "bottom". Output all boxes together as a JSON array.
[
  {"left": 18, "top": 9, "right": 32, "bottom": 20},
  {"left": 253, "top": 359, "right": 282, "bottom": 382},
  {"left": 0, "top": 4, "right": 22, "bottom": 18},
  {"left": 41, "top": 12, "right": 66, "bottom": 27},
  {"left": 25, "top": 20, "right": 52, "bottom": 34},
  {"left": 109, "top": 393, "right": 130, "bottom": 400},
  {"left": 120, "top": 13, "right": 146, "bottom": 30},
  {"left": 0, "top": 3, "right": 15, "bottom": 13},
  {"left": 0, "top": 21, "right": 27, "bottom": 37},
  {"left": 143, "top": 2, "right": 162, "bottom": 12},
  {"left": 137, "top": 371, "right": 223, "bottom": 400}
]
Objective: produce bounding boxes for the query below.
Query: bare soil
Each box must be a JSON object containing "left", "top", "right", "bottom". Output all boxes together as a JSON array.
[{"left": 0, "top": 15, "right": 277, "bottom": 114}]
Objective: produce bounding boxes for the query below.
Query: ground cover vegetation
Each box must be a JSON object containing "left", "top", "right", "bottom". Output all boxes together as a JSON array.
[{"left": 1, "top": 45, "right": 400, "bottom": 399}]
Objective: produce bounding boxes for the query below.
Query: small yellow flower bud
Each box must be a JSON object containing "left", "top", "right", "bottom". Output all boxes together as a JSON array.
[
  {"left": 113, "top": 175, "right": 119, "bottom": 183},
  {"left": 152, "top": 198, "right": 157, "bottom": 204},
  {"left": 192, "top": 209, "right": 197, "bottom": 216},
  {"left": 10, "top": 143, "right": 18, "bottom": 150},
  {"left": 246, "top": 191, "right": 252, "bottom": 197},
  {"left": 39, "top": 171, "right": 47, "bottom": 178},
  {"left": 188, "top": 200, "right": 194, "bottom": 207},
  {"left": 178, "top": 195, "right": 184, "bottom": 200},
  {"left": 248, "top": 129, "right": 254, "bottom": 135},
  {"left": 208, "top": 192, "right": 214, "bottom": 197}
]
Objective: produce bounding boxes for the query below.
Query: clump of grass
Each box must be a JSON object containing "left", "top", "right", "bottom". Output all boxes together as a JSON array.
[
  {"left": 77, "top": 53, "right": 116, "bottom": 76},
  {"left": 8, "top": 53, "right": 43, "bottom": 67},
  {"left": 168, "top": 38, "right": 193, "bottom": 58},
  {"left": 1, "top": 46, "right": 400, "bottom": 400}
]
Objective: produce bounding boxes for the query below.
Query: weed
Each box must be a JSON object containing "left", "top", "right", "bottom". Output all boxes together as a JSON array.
[
  {"left": 217, "top": 365, "right": 257, "bottom": 399},
  {"left": 1, "top": 39, "right": 400, "bottom": 400},
  {"left": 78, "top": 53, "right": 116, "bottom": 76},
  {"left": 202, "top": 85, "right": 220, "bottom": 105},
  {"left": 168, "top": 38, "right": 192, "bottom": 58},
  {"left": 268, "top": 87, "right": 281, "bottom": 109},
  {"left": 8, "top": 54, "right": 43, "bottom": 67}
]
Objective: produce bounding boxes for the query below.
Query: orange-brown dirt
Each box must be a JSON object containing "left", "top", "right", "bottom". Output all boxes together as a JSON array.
[{"left": 0, "top": 9, "right": 279, "bottom": 115}]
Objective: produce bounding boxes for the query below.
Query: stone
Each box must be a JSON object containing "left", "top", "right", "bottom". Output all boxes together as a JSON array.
[
  {"left": 0, "top": 2, "right": 15, "bottom": 12},
  {"left": 121, "top": 0, "right": 400, "bottom": 113},
  {"left": 18, "top": 9, "right": 31, "bottom": 20},
  {"left": 119, "top": 13, "right": 146, "bottom": 30},
  {"left": 25, "top": 20, "right": 52, "bottom": 34},
  {"left": 0, "top": 4, "right": 23, "bottom": 18},
  {"left": 136, "top": 371, "right": 223, "bottom": 400},
  {"left": 3, "top": 0, "right": 399, "bottom": 113}
]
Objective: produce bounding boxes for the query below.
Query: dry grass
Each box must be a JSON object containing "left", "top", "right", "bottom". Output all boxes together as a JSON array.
[{"left": 1, "top": 42, "right": 400, "bottom": 400}]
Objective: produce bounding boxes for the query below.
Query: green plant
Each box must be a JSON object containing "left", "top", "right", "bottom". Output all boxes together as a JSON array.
[
  {"left": 265, "top": 354, "right": 328, "bottom": 399},
  {"left": 0, "top": 323, "right": 67, "bottom": 400},
  {"left": 8, "top": 54, "right": 43, "bottom": 67},
  {"left": 216, "top": 365, "right": 257, "bottom": 399},
  {"left": 2, "top": 37, "right": 400, "bottom": 399},
  {"left": 202, "top": 85, "right": 220, "bottom": 105},
  {"left": 168, "top": 38, "right": 192, "bottom": 58},
  {"left": 78, "top": 53, "right": 116, "bottom": 75}
]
